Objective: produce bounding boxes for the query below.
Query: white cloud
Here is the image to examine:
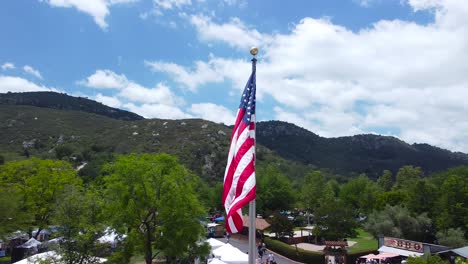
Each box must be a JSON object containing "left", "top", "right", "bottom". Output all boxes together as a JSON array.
[
  {"left": 0, "top": 76, "right": 56, "bottom": 93},
  {"left": 1, "top": 62, "right": 15, "bottom": 70},
  {"left": 189, "top": 103, "right": 236, "bottom": 125},
  {"left": 42, "top": 0, "right": 138, "bottom": 29},
  {"left": 189, "top": 14, "right": 269, "bottom": 50},
  {"left": 153, "top": 0, "right": 191, "bottom": 10},
  {"left": 79, "top": 69, "right": 129, "bottom": 89},
  {"left": 118, "top": 82, "right": 184, "bottom": 105},
  {"left": 95, "top": 93, "right": 123, "bottom": 108},
  {"left": 124, "top": 102, "right": 192, "bottom": 119},
  {"left": 23, "top": 65, "right": 43, "bottom": 79},
  {"left": 154, "top": 1, "right": 468, "bottom": 152}
]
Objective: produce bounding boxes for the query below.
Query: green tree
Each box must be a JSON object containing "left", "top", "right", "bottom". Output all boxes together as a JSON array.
[
  {"left": 103, "top": 154, "right": 208, "bottom": 264},
  {"left": 257, "top": 165, "right": 295, "bottom": 214},
  {"left": 407, "top": 254, "right": 446, "bottom": 264},
  {"left": 365, "top": 205, "right": 432, "bottom": 242},
  {"left": 0, "top": 187, "right": 31, "bottom": 238},
  {"left": 269, "top": 211, "right": 294, "bottom": 239},
  {"left": 0, "top": 154, "right": 4, "bottom": 165},
  {"left": 339, "top": 175, "right": 379, "bottom": 216},
  {"left": 377, "top": 170, "right": 393, "bottom": 191},
  {"left": 405, "top": 179, "right": 437, "bottom": 215},
  {"left": 434, "top": 174, "right": 468, "bottom": 234},
  {"left": 314, "top": 185, "right": 358, "bottom": 241},
  {"left": 436, "top": 228, "right": 467, "bottom": 248},
  {"left": 301, "top": 171, "right": 326, "bottom": 218},
  {"left": 52, "top": 185, "right": 106, "bottom": 264},
  {"left": 0, "top": 158, "right": 82, "bottom": 238},
  {"left": 395, "top": 166, "right": 422, "bottom": 189}
]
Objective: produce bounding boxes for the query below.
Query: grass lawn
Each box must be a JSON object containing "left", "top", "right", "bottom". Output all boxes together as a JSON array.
[
  {"left": 346, "top": 229, "right": 378, "bottom": 254},
  {"left": 0, "top": 256, "right": 11, "bottom": 264}
]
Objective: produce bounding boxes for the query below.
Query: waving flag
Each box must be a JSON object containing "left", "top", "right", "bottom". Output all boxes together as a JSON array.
[{"left": 222, "top": 67, "right": 257, "bottom": 234}]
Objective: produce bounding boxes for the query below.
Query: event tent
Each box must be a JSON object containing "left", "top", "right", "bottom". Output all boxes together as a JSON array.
[
  {"left": 208, "top": 258, "right": 229, "bottom": 264},
  {"left": 212, "top": 243, "right": 248, "bottom": 264},
  {"left": 13, "top": 251, "right": 107, "bottom": 264},
  {"left": 207, "top": 238, "right": 225, "bottom": 249},
  {"left": 17, "top": 238, "right": 41, "bottom": 249}
]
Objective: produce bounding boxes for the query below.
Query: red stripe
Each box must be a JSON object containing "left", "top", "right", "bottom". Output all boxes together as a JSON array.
[
  {"left": 222, "top": 120, "right": 249, "bottom": 204},
  {"left": 226, "top": 186, "right": 257, "bottom": 232}
]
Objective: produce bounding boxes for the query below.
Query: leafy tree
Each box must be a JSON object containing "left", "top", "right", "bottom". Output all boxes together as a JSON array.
[
  {"left": 365, "top": 205, "right": 432, "bottom": 242},
  {"left": 407, "top": 254, "right": 446, "bottom": 264},
  {"left": 374, "top": 190, "right": 408, "bottom": 210},
  {"left": 434, "top": 174, "right": 468, "bottom": 234},
  {"left": 269, "top": 212, "right": 294, "bottom": 239},
  {"left": 314, "top": 185, "right": 358, "bottom": 241},
  {"left": 55, "top": 145, "right": 74, "bottom": 160},
  {"left": 51, "top": 185, "right": 106, "bottom": 264},
  {"left": 377, "top": 170, "right": 393, "bottom": 191},
  {"left": 0, "top": 187, "right": 31, "bottom": 238},
  {"left": 257, "top": 165, "right": 295, "bottom": 214},
  {"left": 0, "top": 158, "right": 82, "bottom": 238},
  {"left": 395, "top": 166, "right": 422, "bottom": 189},
  {"left": 339, "top": 175, "right": 379, "bottom": 216},
  {"left": 436, "top": 228, "right": 467, "bottom": 248},
  {"left": 405, "top": 179, "right": 437, "bottom": 215},
  {"left": 301, "top": 170, "right": 326, "bottom": 216},
  {"left": 0, "top": 154, "right": 4, "bottom": 165},
  {"left": 103, "top": 154, "right": 208, "bottom": 264}
]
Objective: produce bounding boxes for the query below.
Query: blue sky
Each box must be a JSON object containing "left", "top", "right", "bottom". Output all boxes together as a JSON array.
[{"left": 1, "top": 0, "right": 467, "bottom": 153}]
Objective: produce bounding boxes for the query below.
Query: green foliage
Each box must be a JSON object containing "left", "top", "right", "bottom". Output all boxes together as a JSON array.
[
  {"left": 256, "top": 165, "right": 295, "bottom": 214},
  {"left": 269, "top": 212, "right": 294, "bottom": 239},
  {"left": 436, "top": 228, "right": 467, "bottom": 248},
  {"left": 365, "top": 205, "right": 432, "bottom": 242},
  {"left": 0, "top": 158, "right": 82, "bottom": 236},
  {"left": 340, "top": 175, "right": 379, "bottom": 216},
  {"left": 395, "top": 166, "right": 422, "bottom": 188},
  {"left": 0, "top": 187, "right": 31, "bottom": 238},
  {"left": 301, "top": 171, "right": 326, "bottom": 212},
  {"left": 377, "top": 170, "right": 393, "bottom": 191},
  {"left": 0, "top": 154, "right": 4, "bottom": 165},
  {"left": 103, "top": 153, "right": 207, "bottom": 264},
  {"left": 55, "top": 145, "right": 74, "bottom": 160},
  {"left": 264, "top": 237, "right": 324, "bottom": 263},
  {"left": 407, "top": 254, "right": 446, "bottom": 264},
  {"left": 52, "top": 185, "right": 107, "bottom": 264}
]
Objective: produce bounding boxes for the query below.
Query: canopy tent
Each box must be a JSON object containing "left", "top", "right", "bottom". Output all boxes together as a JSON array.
[
  {"left": 360, "top": 252, "right": 400, "bottom": 260},
  {"left": 437, "top": 246, "right": 468, "bottom": 258},
  {"left": 212, "top": 243, "right": 248, "bottom": 264},
  {"left": 17, "top": 238, "right": 41, "bottom": 249},
  {"left": 214, "top": 216, "right": 225, "bottom": 222},
  {"left": 13, "top": 251, "right": 107, "bottom": 264},
  {"left": 207, "top": 238, "right": 225, "bottom": 250},
  {"left": 97, "top": 229, "right": 126, "bottom": 248},
  {"left": 379, "top": 246, "right": 424, "bottom": 257},
  {"left": 208, "top": 258, "right": 229, "bottom": 264}
]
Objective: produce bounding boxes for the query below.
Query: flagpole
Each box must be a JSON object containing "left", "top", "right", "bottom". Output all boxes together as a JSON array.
[{"left": 249, "top": 47, "right": 258, "bottom": 264}]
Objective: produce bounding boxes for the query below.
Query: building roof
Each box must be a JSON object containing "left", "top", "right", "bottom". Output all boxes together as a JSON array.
[
  {"left": 242, "top": 216, "right": 271, "bottom": 231},
  {"left": 379, "top": 246, "right": 424, "bottom": 257}
]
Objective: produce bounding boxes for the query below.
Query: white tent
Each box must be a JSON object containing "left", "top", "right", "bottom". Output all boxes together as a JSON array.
[
  {"left": 208, "top": 258, "right": 229, "bottom": 264},
  {"left": 212, "top": 244, "right": 248, "bottom": 264},
  {"left": 207, "top": 238, "right": 225, "bottom": 250},
  {"left": 18, "top": 238, "right": 41, "bottom": 249},
  {"left": 13, "top": 251, "right": 107, "bottom": 264}
]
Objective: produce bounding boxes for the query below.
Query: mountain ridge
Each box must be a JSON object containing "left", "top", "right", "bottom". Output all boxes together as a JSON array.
[{"left": 1, "top": 91, "right": 467, "bottom": 179}]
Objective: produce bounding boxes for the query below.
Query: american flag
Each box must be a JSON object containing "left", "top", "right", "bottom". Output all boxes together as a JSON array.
[{"left": 222, "top": 66, "right": 257, "bottom": 234}]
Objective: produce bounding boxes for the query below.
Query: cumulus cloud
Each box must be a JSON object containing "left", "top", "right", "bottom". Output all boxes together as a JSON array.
[
  {"left": 23, "top": 65, "right": 43, "bottom": 79},
  {"left": 188, "top": 103, "right": 236, "bottom": 125},
  {"left": 153, "top": 0, "right": 191, "bottom": 10},
  {"left": 41, "top": 0, "right": 138, "bottom": 29},
  {"left": 0, "top": 76, "right": 56, "bottom": 93},
  {"left": 78, "top": 69, "right": 191, "bottom": 119},
  {"left": 95, "top": 93, "right": 123, "bottom": 108},
  {"left": 1, "top": 62, "right": 15, "bottom": 70},
  {"left": 79, "top": 69, "right": 129, "bottom": 89},
  {"left": 153, "top": 1, "right": 468, "bottom": 152}
]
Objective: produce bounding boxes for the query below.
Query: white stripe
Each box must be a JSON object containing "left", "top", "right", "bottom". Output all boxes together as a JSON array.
[
  {"left": 224, "top": 143, "right": 254, "bottom": 211},
  {"left": 230, "top": 171, "right": 255, "bottom": 208}
]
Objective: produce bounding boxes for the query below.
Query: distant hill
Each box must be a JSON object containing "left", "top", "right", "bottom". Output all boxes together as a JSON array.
[
  {"left": 256, "top": 121, "right": 468, "bottom": 177},
  {"left": 1, "top": 92, "right": 467, "bottom": 181},
  {"left": 0, "top": 91, "right": 143, "bottom": 121}
]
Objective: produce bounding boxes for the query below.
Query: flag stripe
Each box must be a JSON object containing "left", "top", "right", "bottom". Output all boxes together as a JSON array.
[{"left": 223, "top": 69, "right": 256, "bottom": 234}]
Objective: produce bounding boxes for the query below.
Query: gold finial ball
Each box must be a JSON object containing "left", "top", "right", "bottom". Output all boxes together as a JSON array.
[{"left": 250, "top": 47, "right": 258, "bottom": 56}]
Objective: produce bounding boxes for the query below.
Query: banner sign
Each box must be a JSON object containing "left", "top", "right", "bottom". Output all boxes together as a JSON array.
[{"left": 384, "top": 237, "right": 424, "bottom": 253}]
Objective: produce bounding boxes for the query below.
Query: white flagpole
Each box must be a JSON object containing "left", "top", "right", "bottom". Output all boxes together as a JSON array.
[{"left": 248, "top": 47, "right": 258, "bottom": 264}]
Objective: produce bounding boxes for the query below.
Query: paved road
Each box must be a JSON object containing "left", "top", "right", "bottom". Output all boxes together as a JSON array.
[{"left": 215, "top": 236, "right": 302, "bottom": 264}]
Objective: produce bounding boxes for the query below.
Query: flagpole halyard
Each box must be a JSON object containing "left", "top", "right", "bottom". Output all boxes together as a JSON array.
[{"left": 248, "top": 46, "right": 257, "bottom": 264}]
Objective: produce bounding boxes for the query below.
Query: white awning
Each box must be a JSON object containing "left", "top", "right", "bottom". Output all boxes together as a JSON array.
[{"left": 379, "top": 246, "right": 424, "bottom": 257}]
